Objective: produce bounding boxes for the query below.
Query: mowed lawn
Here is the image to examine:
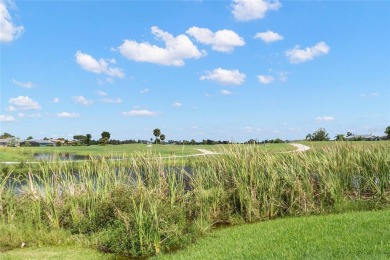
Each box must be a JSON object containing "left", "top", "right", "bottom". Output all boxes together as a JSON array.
[
  {"left": 2, "top": 209, "right": 389, "bottom": 259},
  {"left": 0, "top": 143, "right": 294, "bottom": 162},
  {"left": 156, "top": 209, "right": 390, "bottom": 260},
  {"left": 299, "top": 140, "right": 390, "bottom": 152}
]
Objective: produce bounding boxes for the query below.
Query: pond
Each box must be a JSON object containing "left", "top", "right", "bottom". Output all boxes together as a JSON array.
[{"left": 33, "top": 153, "right": 90, "bottom": 161}]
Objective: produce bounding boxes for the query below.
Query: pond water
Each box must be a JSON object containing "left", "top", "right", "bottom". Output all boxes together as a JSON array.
[{"left": 34, "top": 153, "right": 90, "bottom": 161}]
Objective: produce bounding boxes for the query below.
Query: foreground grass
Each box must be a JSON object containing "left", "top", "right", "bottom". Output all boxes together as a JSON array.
[
  {"left": 0, "top": 246, "right": 116, "bottom": 260},
  {"left": 157, "top": 209, "right": 390, "bottom": 259},
  {"left": 2, "top": 209, "right": 389, "bottom": 259}
]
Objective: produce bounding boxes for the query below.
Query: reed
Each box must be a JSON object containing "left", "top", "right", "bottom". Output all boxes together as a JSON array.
[{"left": 0, "top": 143, "right": 389, "bottom": 257}]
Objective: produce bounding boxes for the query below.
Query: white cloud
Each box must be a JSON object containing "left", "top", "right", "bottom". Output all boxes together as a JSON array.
[
  {"left": 172, "top": 102, "right": 182, "bottom": 107},
  {"left": 75, "top": 51, "right": 125, "bottom": 78},
  {"left": 231, "top": 0, "right": 281, "bottom": 22},
  {"left": 117, "top": 26, "right": 206, "bottom": 66},
  {"left": 361, "top": 92, "right": 380, "bottom": 97},
  {"left": 255, "top": 30, "right": 283, "bottom": 43},
  {"left": 73, "top": 96, "right": 93, "bottom": 106},
  {"left": 96, "top": 90, "right": 108, "bottom": 96},
  {"left": 57, "top": 112, "right": 80, "bottom": 118},
  {"left": 122, "top": 109, "right": 159, "bottom": 117},
  {"left": 100, "top": 98, "right": 122, "bottom": 104},
  {"left": 258, "top": 75, "right": 274, "bottom": 84},
  {"left": 220, "top": 90, "right": 232, "bottom": 95},
  {"left": 8, "top": 96, "right": 41, "bottom": 111},
  {"left": 18, "top": 112, "right": 42, "bottom": 118},
  {"left": 140, "top": 88, "right": 149, "bottom": 94},
  {"left": 286, "top": 42, "right": 330, "bottom": 64},
  {"left": 186, "top": 27, "right": 245, "bottom": 52},
  {"left": 279, "top": 72, "right": 288, "bottom": 82},
  {"left": 200, "top": 68, "right": 246, "bottom": 85},
  {"left": 0, "top": 0, "right": 24, "bottom": 42},
  {"left": 316, "top": 116, "right": 335, "bottom": 122},
  {"left": 12, "top": 79, "right": 34, "bottom": 88},
  {"left": 0, "top": 115, "right": 15, "bottom": 122}
]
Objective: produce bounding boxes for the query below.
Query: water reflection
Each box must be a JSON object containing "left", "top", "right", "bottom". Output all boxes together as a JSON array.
[{"left": 34, "top": 153, "right": 90, "bottom": 161}]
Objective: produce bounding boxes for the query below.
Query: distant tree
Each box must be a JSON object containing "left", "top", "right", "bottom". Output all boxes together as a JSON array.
[
  {"left": 385, "top": 126, "right": 390, "bottom": 139},
  {"left": 191, "top": 139, "right": 196, "bottom": 145},
  {"left": 7, "top": 137, "right": 19, "bottom": 147},
  {"left": 99, "top": 137, "right": 109, "bottom": 145},
  {"left": 56, "top": 141, "right": 62, "bottom": 147},
  {"left": 26, "top": 136, "right": 33, "bottom": 140},
  {"left": 160, "top": 134, "right": 165, "bottom": 144},
  {"left": 312, "top": 128, "right": 330, "bottom": 141},
  {"left": 346, "top": 131, "right": 353, "bottom": 137},
  {"left": 85, "top": 134, "right": 92, "bottom": 146},
  {"left": 305, "top": 133, "right": 312, "bottom": 141},
  {"left": 101, "top": 131, "right": 111, "bottom": 140},
  {"left": 153, "top": 128, "right": 161, "bottom": 144},
  {"left": 0, "top": 132, "right": 14, "bottom": 139},
  {"left": 335, "top": 134, "right": 345, "bottom": 141}
]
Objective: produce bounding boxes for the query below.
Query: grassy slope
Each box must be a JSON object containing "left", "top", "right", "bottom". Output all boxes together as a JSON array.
[
  {"left": 2, "top": 209, "right": 389, "bottom": 259},
  {"left": 299, "top": 140, "right": 389, "bottom": 152},
  {"left": 157, "top": 209, "right": 390, "bottom": 259}
]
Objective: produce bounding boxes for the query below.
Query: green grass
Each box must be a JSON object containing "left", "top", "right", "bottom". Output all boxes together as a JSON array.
[
  {"left": 2, "top": 209, "right": 389, "bottom": 259},
  {"left": 156, "top": 209, "right": 390, "bottom": 259},
  {"left": 299, "top": 140, "right": 389, "bottom": 152},
  {"left": 0, "top": 246, "right": 117, "bottom": 260}
]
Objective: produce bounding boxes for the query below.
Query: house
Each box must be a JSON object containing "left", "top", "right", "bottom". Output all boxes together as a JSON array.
[{"left": 0, "top": 138, "right": 10, "bottom": 147}]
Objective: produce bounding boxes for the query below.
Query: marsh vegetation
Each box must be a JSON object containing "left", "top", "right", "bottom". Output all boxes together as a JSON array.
[{"left": 1, "top": 143, "right": 389, "bottom": 257}]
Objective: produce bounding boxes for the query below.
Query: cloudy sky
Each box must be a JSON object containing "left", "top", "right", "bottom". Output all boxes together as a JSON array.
[{"left": 1, "top": 0, "right": 389, "bottom": 141}]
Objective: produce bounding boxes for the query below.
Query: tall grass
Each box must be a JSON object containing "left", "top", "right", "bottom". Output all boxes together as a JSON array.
[{"left": 0, "top": 143, "right": 389, "bottom": 257}]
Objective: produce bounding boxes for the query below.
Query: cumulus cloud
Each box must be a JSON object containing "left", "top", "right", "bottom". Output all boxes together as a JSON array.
[
  {"left": 73, "top": 96, "right": 93, "bottom": 106},
  {"left": 220, "top": 90, "right": 232, "bottom": 95},
  {"left": 186, "top": 27, "right": 245, "bottom": 52},
  {"left": 75, "top": 51, "right": 125, "bottom": 78},
  {"left": 258, "top": 75, "right": 274, "bottom": 84},
  {"left": 316, "top": 116, "right": 335, "bottom": 122},
  {"left": 57, "top": 112, "right": 80, "bottom": 118},
  {"left": 96, "top": 90, "right": 108, "bottom": 96},
  {"left": 18, "top": 113, "right": 42, "bottom": 118},
  {"left": 52, "top": 97, "right": 60, "bottom": 103},
  {"left": 140, "top": 88, "right": 149, "bottom": 94},
  {"left": 231, "top": 0, "right": 281, "bottom": 22},
  {"left": 117, "top": 26, "right": 205, "bottom": 66},
  {"left": 286, "top": 42, "right": 330, "bottom": 64},
  {"left": 100, "top": 98, "right": 122, "bottom": 104},
  {"left": 122, "top": 109, "right": 159, "bottom": 117},
  {"left": 0, "top": 0, "right": 24, "bottom": 42},
  {"left": 200, "top": 68, "right": 246, "bottom": 85},
  {"left": 8, "top": 96, "right": 41, "bottom": 111},
  {"left": 0, "top": 115, "right": 15, "bottom": 122},
  {"left": 12, "top": 79, "right": 34, "bottom": 88},
  {"left": 172, "top": 102, "right": 182, "bottom": 107},
  {"left": 255, "top": 30, "right": 283, "bottom": 43}
]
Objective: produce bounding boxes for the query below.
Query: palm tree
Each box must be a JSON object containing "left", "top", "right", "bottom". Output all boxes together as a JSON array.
[
  {"left": 160, "top": 134, "right": 165, "bottom": 144},
  {"left": 153, "top": 128, "right": 161, "bottom": 144}
]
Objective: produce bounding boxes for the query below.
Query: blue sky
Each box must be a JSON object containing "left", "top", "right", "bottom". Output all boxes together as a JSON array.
[{"left": 1, "top": 0, "right": 389, "bottom": 142}]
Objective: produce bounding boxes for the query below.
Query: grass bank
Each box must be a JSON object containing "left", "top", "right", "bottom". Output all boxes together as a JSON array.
[
  {"left": 2, "top": 209, "right": 389, "bottom": 259},
  {"left": 156, "top": 209, "right": 390, "bottom": 259},
  {"left": 0, "top": 143, "right": 389, "bottom": 257}
]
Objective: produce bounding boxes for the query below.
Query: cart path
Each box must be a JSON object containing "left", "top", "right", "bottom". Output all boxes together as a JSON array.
[{"left": 290, "top": 143, "right": 311, "bottom": 152}]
